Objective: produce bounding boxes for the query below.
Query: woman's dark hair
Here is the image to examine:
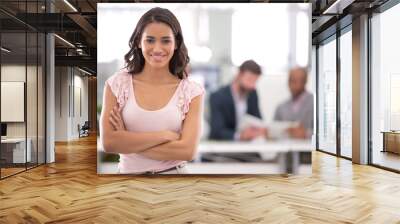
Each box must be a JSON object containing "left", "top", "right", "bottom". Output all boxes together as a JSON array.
[{"left": 124, "top": 7, "right": 189, "bottom": 79}]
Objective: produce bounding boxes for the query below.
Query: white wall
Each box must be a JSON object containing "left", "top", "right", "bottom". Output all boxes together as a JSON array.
[
  {"left": 1, "top": 64, "right": 46, "bottom": 163},
  {"left": 72, "top": 73, "right": 89, "bottom": 138},
  {"left": 55, "top": 67, "right": 89, "bottom": 141},
  {"left": 1, "top": 65, "right": 39, "bottom": 138},
  {"left": 257, "top": 73, "right": 291, "bottom": 123},
  {"left": 1, "top": 65, "right": 26, "bottom": 141}
]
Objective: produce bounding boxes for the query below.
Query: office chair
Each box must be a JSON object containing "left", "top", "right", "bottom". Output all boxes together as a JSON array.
[{"left": 79, "top": 121, "right": 90, "bottom": 138}]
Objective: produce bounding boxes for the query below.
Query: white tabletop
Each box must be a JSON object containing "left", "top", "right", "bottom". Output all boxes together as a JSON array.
[
  {"left": 1, "top": 138, "right": 27, "bottom": 143},
  {"left": 198, "top": 139, "right": 313, "bottom": 153}
]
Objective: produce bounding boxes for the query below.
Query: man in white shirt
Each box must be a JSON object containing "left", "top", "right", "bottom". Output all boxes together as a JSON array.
[{"left": 209, "top": 60, "right": 267, "bottom": 141}]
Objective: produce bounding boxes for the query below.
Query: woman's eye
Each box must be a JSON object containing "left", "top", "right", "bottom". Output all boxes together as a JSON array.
[
  {"left": 146, "top": 39, "right": 155, "bottom": 43},
  {"left": 162, "top": 39, "right": 171, "bottom": 44}
]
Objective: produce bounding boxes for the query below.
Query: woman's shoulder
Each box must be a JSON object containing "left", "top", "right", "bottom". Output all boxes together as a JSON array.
[
  {"left": 106, "top": 68, "right": 131, "bottom": 86},
  {"left": 177, "top": 78, "right": 205, "bottom": 119},
  {"left": 181, "top": 78, "right": 205, "bottom": 97},
  {"left": 105, "top": 68, "right": 132, "bottom": 108}
]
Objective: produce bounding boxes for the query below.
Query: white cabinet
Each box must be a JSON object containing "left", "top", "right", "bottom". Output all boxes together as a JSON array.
[{"left": 1, "top": 138, "right": 32, "bottom": 163}]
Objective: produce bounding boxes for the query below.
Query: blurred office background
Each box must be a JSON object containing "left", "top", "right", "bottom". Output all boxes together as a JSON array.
[
  {"left": 97, "top": 3, "right": 312, "bottom": 174},
  {"left": 98, "top": 3, "right": 312, "bottom": 126}
]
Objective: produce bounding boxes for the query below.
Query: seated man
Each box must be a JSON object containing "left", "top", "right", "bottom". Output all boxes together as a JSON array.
[
  {"left": 274, "top": 67, "right": 314, "bottom": 139},
  {"left": 209, "top": 60, "right": 267, "bottom": 141}
]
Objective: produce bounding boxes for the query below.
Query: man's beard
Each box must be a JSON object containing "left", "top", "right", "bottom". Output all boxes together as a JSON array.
[
  {"left": 238, "top": 83, "right": 251, "bottom": 96},
  {"left": 292, "top": 88, "right": 305, "bottom": 99}
]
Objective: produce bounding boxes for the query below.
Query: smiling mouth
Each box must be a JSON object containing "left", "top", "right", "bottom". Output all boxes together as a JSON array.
[{"left": 151, "top": 54, "right": 166, "bottom": 62}]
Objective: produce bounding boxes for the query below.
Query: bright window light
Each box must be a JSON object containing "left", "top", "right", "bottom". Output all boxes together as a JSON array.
[
  {"left": 231, "top": 5, "right": 289, "bottom": 74},
  {"left": 296, "top": 11, "right": 310, "bottom": 67}
]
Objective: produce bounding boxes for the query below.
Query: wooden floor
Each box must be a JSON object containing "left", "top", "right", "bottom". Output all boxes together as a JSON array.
[
  {"left": 1, "top": 167, "right": 26, "bottom": 178},
  {"left": 0, "top": 135, "right": 400, "bottom": 223},
  {"left": 1, "top": 163, "right": 45, "bottom": 178}
]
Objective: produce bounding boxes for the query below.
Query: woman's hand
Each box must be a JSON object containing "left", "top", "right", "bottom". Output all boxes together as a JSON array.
[{"left": 109, "top": 106, "right": 125, "bottom": 131}]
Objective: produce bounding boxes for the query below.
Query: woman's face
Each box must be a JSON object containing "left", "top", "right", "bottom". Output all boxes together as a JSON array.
[{"left": 139, "top": 22, "right": 176, "bottom": 70}]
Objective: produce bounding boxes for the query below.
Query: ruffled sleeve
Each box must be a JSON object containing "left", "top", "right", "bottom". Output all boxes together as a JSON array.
[
  {"left": 177, "top": 78, "right": 205, "bottom": 120},
  {"left": 105, "top": 69, "right": 131, "bottom": 109}
]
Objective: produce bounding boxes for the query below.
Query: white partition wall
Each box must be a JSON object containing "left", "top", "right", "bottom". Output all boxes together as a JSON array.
[
  {"left": 317, "top": 37, "right": 337, "bottom": 155},
  {"left": 340, "top": 29, "right": 353, "bottom": 159},
  {"left": 54, "top": 67, "right": 89, "bottom": 141}
]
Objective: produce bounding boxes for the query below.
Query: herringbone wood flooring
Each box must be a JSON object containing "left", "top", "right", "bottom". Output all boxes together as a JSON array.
[
  {"left": 1, "top": 135, "right": 400, "bottom": 223},
  {"left": 1, "top": 167, "right": 26, "bottom": 177}
]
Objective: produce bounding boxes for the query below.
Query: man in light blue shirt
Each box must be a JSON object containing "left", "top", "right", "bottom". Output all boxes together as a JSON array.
[{"left": 274, "top": 67, "right": 314, "bottom": 139}]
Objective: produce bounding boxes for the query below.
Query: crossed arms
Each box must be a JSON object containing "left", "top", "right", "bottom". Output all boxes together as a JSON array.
[{"left": 100, "top": 84, "right": 203, "bottom": 161}]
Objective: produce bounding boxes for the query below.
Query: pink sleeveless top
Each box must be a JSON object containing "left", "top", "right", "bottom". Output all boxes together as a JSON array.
[{"left": 105, "top": 69, "right": 204, "bottom": 173}]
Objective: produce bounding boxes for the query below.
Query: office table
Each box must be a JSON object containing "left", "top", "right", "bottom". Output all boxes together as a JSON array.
[
  {"left": 195, "top": 140, "right": 313, "bottom": 174},
  {"left": 96, "top": 138, "right": 314, "bottom": 174},
  {"left": 382, "top": 131, "right": 400, "bottom": 154},
  {"left": 1, "top": 138, "right": 32, "bottom": 166}
]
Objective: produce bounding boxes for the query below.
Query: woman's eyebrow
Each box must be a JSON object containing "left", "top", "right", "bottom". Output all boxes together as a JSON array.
[{"left": 144, "top": 36, "right": 171, "bottom": 39}]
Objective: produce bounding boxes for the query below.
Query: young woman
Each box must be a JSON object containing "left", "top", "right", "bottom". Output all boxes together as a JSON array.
[{"left": 100, "top": 7, "right": 204, "bottom": 174}]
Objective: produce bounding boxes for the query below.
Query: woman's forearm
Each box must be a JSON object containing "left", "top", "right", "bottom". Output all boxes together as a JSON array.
[
  {"left": 139, "top": 95, "right": 203, "bottom": 161},
  {"left": 101, "top": 130, "right": 175, "bottom": 154},
  {"left": 100, "top": 84, "right": 177, "bottom": 154},
  {"left": 138, "top": 139, "right": 195, "bottom": 161}
]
